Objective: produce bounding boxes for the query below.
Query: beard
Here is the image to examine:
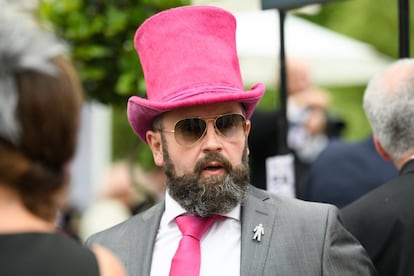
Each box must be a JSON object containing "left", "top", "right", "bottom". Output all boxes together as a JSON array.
[{"left": 162, "top": 140, "right": 250, "bottom": 217}]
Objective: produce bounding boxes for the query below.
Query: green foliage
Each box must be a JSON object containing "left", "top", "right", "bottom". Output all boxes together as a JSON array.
[
  {"left": 298, "top": 0, "right": 413, "bottom": 141},
  {"left": 302, "top": 0, "right": 414, "bottom": 58},
  {"left": 257, "top": 86, "right": 371, "bottom": 141},
  {"left": 38, "top": 0, "right": 189, "bottom": 106},
  {"left": 38, "top": 0, "right": 410, "bottom": 165},
  {"left": 111, "top": 105, "right": 155, "bottom": 169},
  {"left": 258, "top": 88, "right": 279, "bottom": 110},
  {"left": 38, "top": 0, "right": 189, "bottom": 167},
  {"left": 326, "top": 86, "right": 371, "bottom": 141}
]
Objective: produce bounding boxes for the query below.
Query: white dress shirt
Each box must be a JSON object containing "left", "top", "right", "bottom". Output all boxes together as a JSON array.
[{"left": 150, "top": 191, "right": 241, "bottom": 276}]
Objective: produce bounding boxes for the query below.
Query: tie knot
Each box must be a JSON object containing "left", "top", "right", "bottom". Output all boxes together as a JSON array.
[{"left": 175, "top": 215, "right": 219, "bottom": 240}]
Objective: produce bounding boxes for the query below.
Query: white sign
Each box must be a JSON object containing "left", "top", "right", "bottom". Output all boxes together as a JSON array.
[{"left": 265, "top": 153, "right": 295, "bottom": 197}]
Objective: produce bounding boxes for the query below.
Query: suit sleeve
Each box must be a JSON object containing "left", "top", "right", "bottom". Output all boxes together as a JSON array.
[{"left": 322, "top": 206, "right": 378, "bottom": 275}]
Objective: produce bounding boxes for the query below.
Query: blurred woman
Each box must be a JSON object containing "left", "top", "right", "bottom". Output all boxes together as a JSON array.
[{"left": 0, "top": 9, "right": 126, "bottom": 276}]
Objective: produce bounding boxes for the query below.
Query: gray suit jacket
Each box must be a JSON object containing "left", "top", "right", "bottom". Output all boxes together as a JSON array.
[{"left": 86, "top": 186, "right": 376, "bottom": 275}]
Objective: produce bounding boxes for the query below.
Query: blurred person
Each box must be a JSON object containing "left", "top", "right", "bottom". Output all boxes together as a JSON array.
[
  {"left": 286, "top": 57, "right": 332, "bottom": 163},
  {"left": 0, "top": 9, "right": 126, "bottom": 276},
  {"left": 341, "top": 58, "right": 414, "bottom": 275},
  {"left": 97, "top": 160, "right": 163, "bottom": 213},
  {"left": 79, "top": 160, "right": 165, "bottom": 241},
  {"left": 249, "top": 57, "right": 342, "bottom": 193},
  {"left": 86, "top": 6, "right": 376, "bottom": 275},
  {"left": 301, "top": 134, "right": 398, "bottom": 207},
  {"left": 248, "top": 108, "right": 310, "bottom": 194}
]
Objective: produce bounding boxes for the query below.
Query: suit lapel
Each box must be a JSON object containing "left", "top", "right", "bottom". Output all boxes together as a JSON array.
[
  {"left": 128, "top": 188, "right": 278, "bottom": 276},
  {"left": 129, "top": 202, "right": 165, "bottom": 276},
  {"left": 240, "top": 187, "right": 277, "bottom": 276}
]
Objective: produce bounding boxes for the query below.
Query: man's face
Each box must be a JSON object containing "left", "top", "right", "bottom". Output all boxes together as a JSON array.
[{"left": 146, "top": 102, "right": 251, "bottom": 216}]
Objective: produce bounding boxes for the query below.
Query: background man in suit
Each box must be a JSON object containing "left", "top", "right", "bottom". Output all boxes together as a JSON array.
[
  {"left": 87, "top": 5, "right": 376, "bottom": 275},
  {"left": 341, "top": 58, "right": 414, "bottom": 276},
  {"left": 248, "top": 57, "right": 344, "bottom": 197},
  {"left": 302, "top": 134, "right": 398, "bottom": 208}
]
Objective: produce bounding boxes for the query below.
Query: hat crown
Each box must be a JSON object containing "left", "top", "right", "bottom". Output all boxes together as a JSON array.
[
  {"left": 134, "top": 5, "right": 243, "bottom": 102},
  {"left": 127, "top": 6, "right": 265, "bottom": 143}
]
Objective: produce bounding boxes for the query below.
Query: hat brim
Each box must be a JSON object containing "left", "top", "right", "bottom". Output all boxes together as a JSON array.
[{"left": 127, "top": 83, "right": 265, "bottom": 143}]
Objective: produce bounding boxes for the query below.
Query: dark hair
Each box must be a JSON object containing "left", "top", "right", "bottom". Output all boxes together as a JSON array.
[{"left": 0, "top": 55, "right": 83, "bottom": 220}]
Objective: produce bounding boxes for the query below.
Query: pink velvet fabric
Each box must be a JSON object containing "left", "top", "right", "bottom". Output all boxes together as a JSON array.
[{"left": 127, "top": 6, "right": 265, "bottom": 142}]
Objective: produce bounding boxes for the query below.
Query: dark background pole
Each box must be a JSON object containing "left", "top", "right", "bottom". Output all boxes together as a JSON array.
[
  {"left": 277, "top": 9, "right": 289, "bottom": 154},
  {"left": 398, "top": 0, "right": 410, "bottom": 58}
]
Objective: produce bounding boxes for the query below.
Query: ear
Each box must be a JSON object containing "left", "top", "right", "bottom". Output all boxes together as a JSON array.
[
  {"left": 245, "top": 120, "right": 251, "bottom": 136},
  {"left": 146, "top": 130, "right": 164, "bottom": 166},
  {"left": 373, "top": 135, "right": 393, "bottom": 161},
  {"left": 245, "top": 120, "right": 251, "bottom": 156}
]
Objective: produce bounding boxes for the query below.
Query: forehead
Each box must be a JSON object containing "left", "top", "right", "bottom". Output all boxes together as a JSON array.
[{"left": 164, "top": 101, "right": 244, "bottom": 121}]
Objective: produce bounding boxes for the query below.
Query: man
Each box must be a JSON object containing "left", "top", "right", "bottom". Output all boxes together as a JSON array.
[
  {"left": 341, "top": 58, "right": 414, "bottom": 276},
  {"left": 86, "top": 5, "right": 375, "bottom": 275},
  {"left": 302, "top": 135, "right": 397, "bottom": 208},
  {"left": 248, "top": 57, "right": 343, "bottom": 195}
]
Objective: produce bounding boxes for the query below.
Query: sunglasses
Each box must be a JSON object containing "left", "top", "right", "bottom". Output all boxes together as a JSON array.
[{"left": 158, "top": 113, "right": 247, "bottom": 147}]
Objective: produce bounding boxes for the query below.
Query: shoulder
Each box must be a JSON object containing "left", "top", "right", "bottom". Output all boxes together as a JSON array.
[
  {"left": 249, "top": 185, "right": 339, "bottom": 222},
  {"left": 340, "top": 177, "right": 404, "bottom": 241},
  {"left": 85, "top": 201, "right": 164, "bottom": 257},
  {"left": 36, "top": 233, "right": 101, "bottom": 275},
  {"left": 89, "top": 201, "right": 163, "bottom": 237},
  {"left": 340, "top": 172, "right": 414, "bottom": 231},
  {"left": 91, "top": 245, "right": 127, "bottom": 276},
  {"left": 247, "top": 188, "right": 376, "bottom": 265},
  {"left": 342, "top": 176, "right": 399, "bottom": 216}
]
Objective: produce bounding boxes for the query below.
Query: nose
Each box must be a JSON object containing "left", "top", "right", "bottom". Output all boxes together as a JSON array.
[{"left": 200, "top": 120, "right": 223, "bottom": 152}]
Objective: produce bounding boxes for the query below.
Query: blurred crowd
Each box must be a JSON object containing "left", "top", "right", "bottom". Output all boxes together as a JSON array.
[{"left": 1, "top": 2, "right": 413, "bottom": 276}]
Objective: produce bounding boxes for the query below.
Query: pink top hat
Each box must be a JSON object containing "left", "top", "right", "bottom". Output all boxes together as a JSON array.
[{"left": 127, "top": 5, "right": 265, "bottom": 143}]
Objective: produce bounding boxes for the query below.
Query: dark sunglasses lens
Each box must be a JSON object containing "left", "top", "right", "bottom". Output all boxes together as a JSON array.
[
  {"left": 175, "top": 118, "right": 206, "bottom": 145},
  {"left": 216, "top": 114, "right": 245, "bottom": 138}
]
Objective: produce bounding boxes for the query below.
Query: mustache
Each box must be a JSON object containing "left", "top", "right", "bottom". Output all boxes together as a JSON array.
[
  {"left": 164, "top": 148, "right": 250, "bottom": 217},
  {"left": 193, "top": 152, "right": 233, "bottom": 175}
]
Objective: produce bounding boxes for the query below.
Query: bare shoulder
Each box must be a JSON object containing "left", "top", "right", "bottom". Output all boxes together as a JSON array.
[{"left": 91, "top": 244, "right": 127, "bottom": 276}]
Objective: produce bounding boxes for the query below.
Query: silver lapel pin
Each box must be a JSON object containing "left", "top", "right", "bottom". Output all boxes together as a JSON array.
[{"left": 252, "top": 223, "right": 264, "bottom": 242}]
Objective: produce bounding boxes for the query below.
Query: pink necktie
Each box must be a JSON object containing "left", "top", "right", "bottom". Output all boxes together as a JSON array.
[{"left": 169, "top": 215, "right": 218, "bottom": 276}]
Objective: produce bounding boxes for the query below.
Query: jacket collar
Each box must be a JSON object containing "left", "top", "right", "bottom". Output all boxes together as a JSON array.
[
  {"left": 400, "top": 158, "right": 414, "bottom": 176},
  {"left": 135, "top": 185, "right": 278, "bottom": 276}
]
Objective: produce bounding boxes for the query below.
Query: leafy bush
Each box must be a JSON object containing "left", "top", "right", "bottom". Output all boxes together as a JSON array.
[
  {"left": 39, "top": 0, "right": 189, "bottom": 106},
  {"left": 38, "top": 0, "right": 189, "bottom": 168}
]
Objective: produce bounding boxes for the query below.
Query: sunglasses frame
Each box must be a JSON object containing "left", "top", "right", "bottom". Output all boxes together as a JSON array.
[{"left": 157, "top": 113, "right": 247, "bottom": 147}]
